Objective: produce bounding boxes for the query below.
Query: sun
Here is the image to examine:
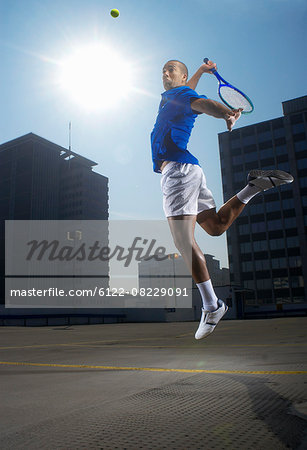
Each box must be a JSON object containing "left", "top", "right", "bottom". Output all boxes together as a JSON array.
[{"left": 57, "top": 43, "right": 134, "bottom": 112}]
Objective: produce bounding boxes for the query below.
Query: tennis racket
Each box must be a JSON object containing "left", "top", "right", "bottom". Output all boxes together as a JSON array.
[{"left": 203, "top": 58, "right": 254, "bottom": 114}]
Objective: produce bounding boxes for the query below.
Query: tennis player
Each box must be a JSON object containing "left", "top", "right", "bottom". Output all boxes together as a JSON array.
[{"left": 151, "top": 59, "right": 294, "bottom": 339}]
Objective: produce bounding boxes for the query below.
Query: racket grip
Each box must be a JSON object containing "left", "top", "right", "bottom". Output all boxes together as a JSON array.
[{"left": 203, "top": 57, "right": 217, "bottom": 73}]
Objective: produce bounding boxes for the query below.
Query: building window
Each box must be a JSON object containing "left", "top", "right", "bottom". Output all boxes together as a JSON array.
[
  {"left": 273, "top": 277, "right": 289, "bottom": 288},
  {"left": 242, "top": 261, "right": 253, "bottom": 271},
  {"left": 284, "top": 217, "right": 297, "bottom": 228},
  {"left": 282, "top": 198, "right": 294, "bottom": 209},
  {"left": 250, "top": 214, "right": 264, "bottom": 223},
  {"left": 282, "top": 182, "right": 295, "bottom": 198},
  {"left": 271, "top": 257, "right": 287, "bottom": 269},
  {"left": 253, "top": 240, "right": 268, "bottom": 252},
  {"left": 290, "top": 276, "right": 304, "bottom": 288},
  {"left": 257, "top": 278, "right": 273, "bottom": 289},
  {"left": 275, "top": 144, "right": 288, "bottom": 155},
  {"left": 240, "top": 242, "right": 252, "bottom": 253},
  {"left": 259, "top": 148, "right": 274, "bottom": 159},
  {"left": 294, "top": 140, "right": 307, "bottom": 152},
  {"left": 251, "top": 222, "right": 266, "bottom": 233},
  {"left": 277, "top": 155, "right": 289, "bottom": 165},
  {"left": 265, "top": 200, "right": 281, "bottom": 212},
  {"left": 239, "top": 224, "right": 250, "bottom": 234},
  {"left": 291, "top": 123, "right": 305, "bottom": 134},
  {"left": 261, "top": 160, "right": 275, "bottom": 170},
  {"left": 232, "top": 155, "right": 244, "bottom": 165},
  {"left": 270, "top": 238, "right": 285, "bottom": 250},
  {"left": 290, "top": 113, "right": 303, "bottom": 124},
  {"left": 267, "top": 219, "right": 282, "bottom": 231},
  {"left": 251, "top": 202, "right": 265, "bottom": 214},
  {"left": 255, "top": 260, "right": 270, "bottom": 271},
  {"left": 257, "top": 122, "right": 270, "bottom": 133},
  {"left": 234, "top": 172, "right": 245, "bottom": 182},
  {"left": 297, "top": 158, "right": 307, "bottom": 169},
  {"left": 286, "top": 236, "right": 300, "bottom": 248},
  {"left": 300, "top": 178, "right": 307, "bottom": 188},
  {"left": 277, "top": 161, "right": 290, "bottom": 172},
  {"left": 289, "top": 256, "right": 302, "bottom": 268},
  {"left": 243, "top": 280, "right": 255, "bottom": 290},
  {"left": 244, "top": 152, "right": 258, "bottom": 163},
  {"left": 293, "top": 133, "right": 306, "bottom": 143},
  {"left": 241, "top": 135, "right": 255, "bottom": 146},
  {"left": 258, "top": 131, "right": 272, "bottom": 142},
  {"left": 273, "top": 128, "right": 285, "bottom": 139},
  {"left": 230, "top": 139, "right": 241, "bottom": 150}
]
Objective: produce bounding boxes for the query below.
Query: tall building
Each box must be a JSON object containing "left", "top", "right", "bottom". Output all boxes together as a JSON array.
[
  {"left": 0, "top": 133, "right": 109, "bottom": 306},
  {"left": 218, "top": 95, "right": 307, "bottom": 314},
  {"left": 203, "top": 254, "right": 230, "bottom": 287}
]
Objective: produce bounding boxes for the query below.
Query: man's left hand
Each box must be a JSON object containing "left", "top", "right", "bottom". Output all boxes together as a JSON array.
[{"left": 225, "top": 108, "right": 243, "bottom": 131}]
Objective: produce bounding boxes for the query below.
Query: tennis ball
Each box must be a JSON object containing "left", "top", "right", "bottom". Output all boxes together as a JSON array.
[{"left": 110, "top": 9, "right": 120, "bottom": 18}]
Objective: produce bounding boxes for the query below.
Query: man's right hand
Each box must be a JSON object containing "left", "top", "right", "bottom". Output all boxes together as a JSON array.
[
  {"left": 186, "top": 60, "right": 217, "bottom": 90},
  {"left": 201, "top": 60, "right": 217, "bottom": 74}
]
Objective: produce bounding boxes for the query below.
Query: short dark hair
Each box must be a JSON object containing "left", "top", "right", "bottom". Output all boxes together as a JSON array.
[{"left": 166, "top": 60, "right": 188, "bottom": 78}]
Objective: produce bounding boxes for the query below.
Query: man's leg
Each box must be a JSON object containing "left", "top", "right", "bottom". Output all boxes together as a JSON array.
[
  {"left": 197, "top": 195, "right": 247, "bottom": 236},
  {"left": 167, "top": 215, "right": 209, "bottom": 282},
  {"left": 167, "top": 215, "right": 228, "bottom": 339},
  {"left": 197, "top": 169, "right": 294, "bottom": 236},
  {"left": 167, "top": 215, "right": 218, "bottom": 312}
]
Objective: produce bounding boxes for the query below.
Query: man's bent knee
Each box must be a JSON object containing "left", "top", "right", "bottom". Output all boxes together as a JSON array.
[
  {"left": 197, "top": 210, "right": 226, "bottom": 236},
  {"left": 197, "top": 220, "right": 225, "bottom": 236},
  {"left": 206, "top": 225, "right": 225, "bottom": 237}
]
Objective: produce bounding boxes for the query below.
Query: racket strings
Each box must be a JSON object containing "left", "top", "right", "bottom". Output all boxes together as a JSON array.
[{"left": 220, "top": 85, "right": 253, "bottom": 113}]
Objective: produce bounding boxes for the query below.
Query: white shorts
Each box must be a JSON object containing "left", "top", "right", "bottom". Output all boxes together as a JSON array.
[{"left": 160, "top": 162, "right": 216, "bottom": 217}]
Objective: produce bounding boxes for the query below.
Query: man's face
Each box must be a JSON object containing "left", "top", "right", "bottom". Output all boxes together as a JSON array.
[{"left": 162, "top": 61, "right": 187, "bottom": 91}]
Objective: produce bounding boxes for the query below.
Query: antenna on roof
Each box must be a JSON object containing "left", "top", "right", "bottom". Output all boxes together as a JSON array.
[
  {"left": 69, "top": 121, "right": 72, "bottom": 151},
  {"left": 68, "top": 121, "right": 72, "bottom": 169}
]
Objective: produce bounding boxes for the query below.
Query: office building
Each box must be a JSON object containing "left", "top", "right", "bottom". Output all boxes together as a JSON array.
[
  {"left": 218, "top": 95, "right": 307, "bottom": 314},
  {"left": 0, "top": 132, "right": 109, "bottom": 307}
]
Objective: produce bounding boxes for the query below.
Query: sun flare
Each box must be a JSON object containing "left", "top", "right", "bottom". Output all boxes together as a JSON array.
[{"left": 57, "top": 44, "right": 134, "bottom": 111}]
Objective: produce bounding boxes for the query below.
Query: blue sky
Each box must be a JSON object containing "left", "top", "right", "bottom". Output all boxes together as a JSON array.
[{"left": 1, "top": 0, "right": 306, "bottom": 269}]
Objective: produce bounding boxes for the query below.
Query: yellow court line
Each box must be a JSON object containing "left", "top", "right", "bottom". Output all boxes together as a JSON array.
[{"left": 0, "top": 361, "right": 306, "bottom": 375}]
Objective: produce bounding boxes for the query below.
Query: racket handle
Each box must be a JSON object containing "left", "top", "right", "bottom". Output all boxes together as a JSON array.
[{"left": 203, "top": 57, "right": 217, "bottom": 73}]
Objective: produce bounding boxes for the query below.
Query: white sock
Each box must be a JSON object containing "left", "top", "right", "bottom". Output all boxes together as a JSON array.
[
  {"left": 236, "top": 184, "right": 262, "bottom": 204},
  {"left": 196, "top": 279, "right": 218, "bottom": 312}
]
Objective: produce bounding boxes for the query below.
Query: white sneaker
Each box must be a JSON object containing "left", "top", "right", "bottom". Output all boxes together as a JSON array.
[
  {"left": 195, "top": 299, "right": 228, "bottom": 340},
  {"left": 247, "top": 169, "right": 294, "bottom": 191}
]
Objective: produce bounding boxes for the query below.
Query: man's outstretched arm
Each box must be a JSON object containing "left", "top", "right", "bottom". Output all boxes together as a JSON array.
[
  {"left": 186, "top": 60, "right": 217, "bottom": 90},
  {"left": 191, "top": 98, "right": 242, "bottom": 131}
]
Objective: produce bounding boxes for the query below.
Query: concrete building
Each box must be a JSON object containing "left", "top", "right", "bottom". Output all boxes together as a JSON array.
[
  {"left": 0, "top": 133, "right": 109, "bottom": 313},
  {"left": 203, "top": 254, "right": 230, "bottom": 287},
  {"left": 218, "top": 95, "right": 307, "bottom": 317}
]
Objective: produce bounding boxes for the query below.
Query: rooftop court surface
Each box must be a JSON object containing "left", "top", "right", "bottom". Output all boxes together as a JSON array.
[{"left": 0, "top": 317, "right": 307, "bottom": 449}]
